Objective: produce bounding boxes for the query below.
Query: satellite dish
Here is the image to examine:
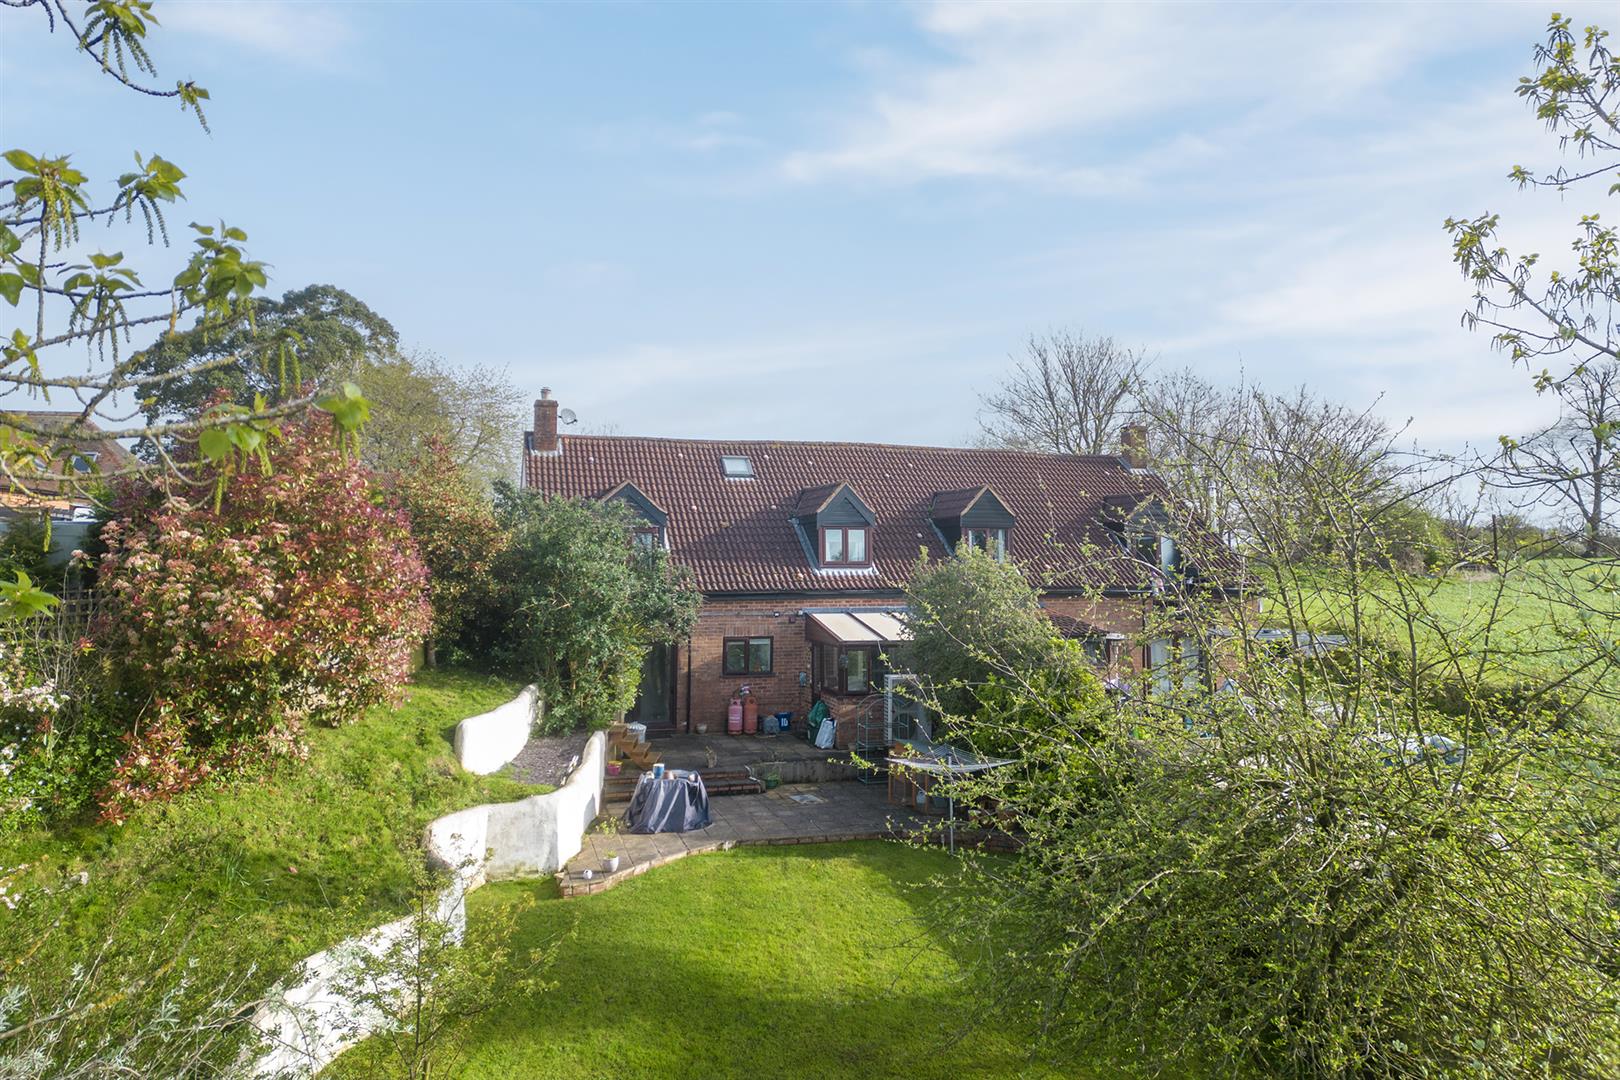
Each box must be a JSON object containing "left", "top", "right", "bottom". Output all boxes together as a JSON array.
[{"left": 558, "top": 407, "right": 578, "bottom": 426}]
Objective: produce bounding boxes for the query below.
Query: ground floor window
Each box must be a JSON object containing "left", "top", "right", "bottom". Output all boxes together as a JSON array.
[
  {"left": 723, "top": 636, "right": 772, "bottom": 675},
  {"left": 1081, "top": 636, "right": 1122, "bottom": 667},
  {"left": 1149, "top": 635, "right": 1206, "bottom": 694},
  {"left": 812, "top": 642, "right": 886, "bottom": 695}
]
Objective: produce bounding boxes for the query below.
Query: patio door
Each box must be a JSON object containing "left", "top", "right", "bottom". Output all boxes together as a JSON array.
[{"left": 630, "top": 643, "right": 675, "bottom": 734}]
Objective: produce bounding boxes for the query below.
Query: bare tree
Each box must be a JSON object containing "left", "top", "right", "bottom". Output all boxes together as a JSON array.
[
  {"left": 1137, "top": 367, "right": 1253, "bottom": 541},
  {"left": 977, "top": 330, "right": 1149, "bottom": 455},
  {"left": 1137, "top": 373, "right": 1403, "bottom": 558},
  {"left": 1496, "top": 361, "right": 1620, "bottom": 556}
]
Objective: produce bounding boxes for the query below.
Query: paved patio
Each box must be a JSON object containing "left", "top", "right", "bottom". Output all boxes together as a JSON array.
[
  {"left": 557, "top": 781, "right": 922, "bottom": 897},
  {"left": 650, "top": 731, "right": 860, "bottom": 778}
]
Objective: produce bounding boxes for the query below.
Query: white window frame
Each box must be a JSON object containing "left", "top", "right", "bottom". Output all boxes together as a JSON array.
[{"left": 962, "top": 527, "right": 1007, "bottom": 561}]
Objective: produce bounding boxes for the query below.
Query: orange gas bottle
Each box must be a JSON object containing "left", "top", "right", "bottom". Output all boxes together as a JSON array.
[
  {"left": 727, "top": 698, "right": 743, "bottom": 735},
  {"left": 742, "top": 696, "right": 759, "bottom": 734}
]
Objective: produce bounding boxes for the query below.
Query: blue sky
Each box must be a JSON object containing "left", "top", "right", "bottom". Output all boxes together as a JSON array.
[{"left": 3, "top": 1, "right": 1604, "bottom": 452}]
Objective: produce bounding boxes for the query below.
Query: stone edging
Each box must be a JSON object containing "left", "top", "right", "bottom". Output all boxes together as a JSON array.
[{"left": 247, "top": 694, "right": 603, "bottom": 1079}]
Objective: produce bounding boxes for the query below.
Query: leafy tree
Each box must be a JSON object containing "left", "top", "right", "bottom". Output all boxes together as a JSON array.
[
  {"left": 1495, "top": 359, "right": 1620, "bottom": 556},
  {"left": 902, "top": 545, "right": 1086, "bottom": 721},
  {"left": 95, "top": 413, "right": 430, "bottom": 820},
  {"left": 0, "top": 510, "right": 55, "bottom": 587},
  {"left": 325, "top": 853, "right": 553, "bottom": 1080},
  {"left": 389, "top": 438, "right": 510, "bottom": 667},
  {"left": 0, "top": 1, "right": 371, "bottom": 619},
  {"left": 920, "top": 403, "right": 1620, "bottom": 1077},
  {"left": 136, "top": 297, "right": 523, "bottom": 488},
  {"left": 0, "top": 936, "right": 264, "bottom": 1078},
  {"left": 1447, "top": 15, "right": 1619, "bottom": 387},
  {"left": 488, "top": 491, "right": 699, "bottom": 732},
  {"left": 128, "top": 283, "right": 399, "bottom": 425},
  {"left": 360, "top": 348, "right": 522, "bottom": 488}
]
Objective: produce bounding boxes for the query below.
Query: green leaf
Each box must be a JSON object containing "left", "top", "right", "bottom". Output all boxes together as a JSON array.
[
  {"left": 198, "top": 426, "right": 233, "bottom": 461},
  {"left": 0, "top": 569, "right": 58, "bottom": 621},
  {"left": 2, "top": 149, "right": 40, "bottom": 173},
  {"left": 0, "top": 274, "right": 22, "bottom": 306}
]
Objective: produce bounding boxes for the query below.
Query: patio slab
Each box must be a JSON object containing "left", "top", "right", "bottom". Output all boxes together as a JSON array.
[{"left": 557, "top": 781, "right": 923, "bottom": 897}]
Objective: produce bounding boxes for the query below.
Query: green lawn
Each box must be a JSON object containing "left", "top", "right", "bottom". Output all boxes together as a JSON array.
[
  {"left": 335, "top": 843, "right": 1094, "bottom": 1080},
  {"left": 1270, "top": 558, "right": 1619, "bottom": 685},
  {"left": 0, "top": 667, "right": 543, "bottom": 1041}
]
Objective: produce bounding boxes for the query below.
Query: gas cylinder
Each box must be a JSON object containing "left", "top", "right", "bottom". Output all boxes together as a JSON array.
[
  {"left": 742, "top": 696, "right": 759, "bottom": 734},
  {"left": 727, "top": 698, "right": 743, "bottom": 735}
]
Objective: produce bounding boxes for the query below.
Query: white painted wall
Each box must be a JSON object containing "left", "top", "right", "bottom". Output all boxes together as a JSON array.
[
  {"left": 248, "top": 700, "right": 605, "bottom": 1079},
  {"left": 453, "top": 684, "right": 540, "bottom": 774}
]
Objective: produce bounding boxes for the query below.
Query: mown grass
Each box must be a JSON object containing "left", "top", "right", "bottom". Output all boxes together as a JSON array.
[
  {"left": 334, "top": 843, "right": 1096, "bottom": 1080},
  {"left": 0, "top": 668, "right": 543, "bottom": 1034},
  {"left": 1268, "top": 558, "right": 1619, "bottom": 685}
]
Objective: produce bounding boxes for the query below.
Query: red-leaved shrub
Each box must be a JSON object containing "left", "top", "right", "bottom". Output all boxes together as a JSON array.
[{"left": 95, "top": 414, "right": 430, "bottom": 820}]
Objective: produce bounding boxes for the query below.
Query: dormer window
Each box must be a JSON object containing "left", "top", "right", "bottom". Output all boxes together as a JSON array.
[
  {"left": 821, "top": 526, "right": 870, "bottom": 566},
  {"left": 1102, "top": 494, "right": 1177, "bottom": 575},
  {"left": 600, "top": 481, "right": 669, "bottom": 554},
  {"left": 632, "top": 526, "right": 663, "bottom": 554},
  {"left": 1123, "top": 526, "right": 1176, "bottom": 573},
  {"left": 792, "top": 482, "right": 877, "bottom": 571},
  {"left": 931, "top": 486, "right": 1015, "bottom": 563},
  {"left": 721, "top": 455, "right": 754, "bottom": 479},
  {"left": 963, "top": 527, "right": 1007, "bottom": 561}
]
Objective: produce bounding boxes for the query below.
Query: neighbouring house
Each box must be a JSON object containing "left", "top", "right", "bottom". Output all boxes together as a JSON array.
[
  {"left": 0, "top": 410, "right": 136, "bottom": 561},
  {"left": 522, "top": 390, "right": 1243, "bottom": 747}
]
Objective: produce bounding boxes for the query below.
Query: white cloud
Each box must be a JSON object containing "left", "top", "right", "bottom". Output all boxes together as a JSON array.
[
  {"left": 782, "top": 1, "right": 1529, "bottom": 190},
  {"left": 161, "top": 1, "right": 353, "bottom": 64}
]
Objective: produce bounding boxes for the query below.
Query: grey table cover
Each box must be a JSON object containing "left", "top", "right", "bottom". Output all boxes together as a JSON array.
[{"left": 624, "top": 770, "right": 711, "bottom": 833}]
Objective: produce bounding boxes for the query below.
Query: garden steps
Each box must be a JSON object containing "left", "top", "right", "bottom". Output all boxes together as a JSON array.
[{"left": 602, "top": 768, "right": 763, "bottom": 801}]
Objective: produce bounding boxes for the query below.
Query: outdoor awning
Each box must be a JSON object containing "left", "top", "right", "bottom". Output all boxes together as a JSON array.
[{"left": 804, "top": 609, "right": 911, "bottom": 645}]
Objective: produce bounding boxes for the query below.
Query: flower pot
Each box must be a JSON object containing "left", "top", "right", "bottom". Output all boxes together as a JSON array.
[
  {"left": 603, "top": 855, "right": 621, "bottom": 873},
  {"left": 695, "top": 723, "right": 709, "bottom": 735},
  {"left": 606, "top": 762, "right": 621, "bottom": 777}
]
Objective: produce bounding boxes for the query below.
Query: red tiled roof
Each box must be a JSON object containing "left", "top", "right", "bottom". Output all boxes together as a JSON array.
[
  {"left": 525, "top": 434, "right": 1237, "bottom": 596},
  {"left": 2, "top": 411, "right": 138, "bottom": 497}
]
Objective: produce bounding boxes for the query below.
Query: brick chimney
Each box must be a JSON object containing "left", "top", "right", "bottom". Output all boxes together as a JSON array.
[
  {"left": 533, "top": 388, "right": 560, "bottom": 455},
  {"left": 1120, "top": 423, "right": 1149, "bottom": 469}
]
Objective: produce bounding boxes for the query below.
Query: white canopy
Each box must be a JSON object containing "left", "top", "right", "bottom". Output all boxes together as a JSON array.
[{"left": 804, "top": 609, "right": 911, "bottom": 645}]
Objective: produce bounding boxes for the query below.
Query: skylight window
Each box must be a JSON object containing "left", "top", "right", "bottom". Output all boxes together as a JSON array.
[{"left": 720, "top": 455, "right": 754, "bottom": 478}]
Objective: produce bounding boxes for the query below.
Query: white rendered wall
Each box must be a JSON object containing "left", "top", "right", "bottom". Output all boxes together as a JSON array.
[
  {"left": 453, "top": 684, "right": 541, "bottom": 774},
  {"left": 249, "top": 698, "right": 604, "bottom": 1079}
]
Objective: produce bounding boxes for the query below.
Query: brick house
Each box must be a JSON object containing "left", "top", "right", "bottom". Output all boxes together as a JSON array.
[
  {"left": 0, "top": 411, "right": 138, "bottom": 562},
  {"left": 522, "top": 391, "right": 1239, "bottom": 745}
]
